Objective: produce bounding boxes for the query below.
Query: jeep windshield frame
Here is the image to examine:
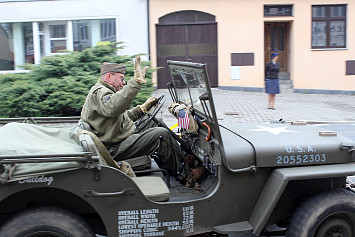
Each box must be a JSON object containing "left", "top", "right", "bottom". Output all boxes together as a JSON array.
[
  {"left": 167, "top": 61, "right": 224, "bottom": 171},
  {"left": 167, "top": 61, "right": 218, "bottom": 128}
]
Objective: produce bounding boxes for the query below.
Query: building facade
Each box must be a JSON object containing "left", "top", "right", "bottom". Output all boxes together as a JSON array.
[
  {"left": 149, "top": 0, "right": 355, "bottom": 94},
  {"left": 0, "top": 0, "right": 149, "bottom": 72}
]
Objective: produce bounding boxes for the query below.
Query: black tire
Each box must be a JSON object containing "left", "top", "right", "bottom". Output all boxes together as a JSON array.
[
  {"left": 286, "top": 189, "right": 355, "bottom": 237},
  {"left": 0, "top": 207, "right": 95, "bottom": 237}
]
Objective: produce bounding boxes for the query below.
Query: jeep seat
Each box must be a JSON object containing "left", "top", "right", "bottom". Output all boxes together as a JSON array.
[
  {"left": 77, "top": 119, "right": 151, "bottom": 170},
  {"left": 77, "top": 124, "right": 170, "bottom": 202}
]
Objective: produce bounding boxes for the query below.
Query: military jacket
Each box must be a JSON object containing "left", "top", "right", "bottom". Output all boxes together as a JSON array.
[{"left": 81, "top": 78, "right": 144, "bottom": 145}]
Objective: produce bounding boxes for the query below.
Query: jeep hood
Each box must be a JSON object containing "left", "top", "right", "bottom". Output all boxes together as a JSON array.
[{"left": 219, "top": 123, "right": 355, "bottom": 169}]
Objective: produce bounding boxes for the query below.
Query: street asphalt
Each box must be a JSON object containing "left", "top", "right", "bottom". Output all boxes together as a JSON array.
[{"left": 152, "top": 88, "right": 355, "bottom": 127}]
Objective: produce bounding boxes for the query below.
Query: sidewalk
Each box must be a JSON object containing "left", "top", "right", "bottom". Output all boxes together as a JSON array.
[{"left": 152, "top": 88, "right": 355, "bottom": 126}]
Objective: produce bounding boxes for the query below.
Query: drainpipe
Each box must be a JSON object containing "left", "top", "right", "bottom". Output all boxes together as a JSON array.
[{"left": 147, "top": 0, "right": 150, "bottom": 61}]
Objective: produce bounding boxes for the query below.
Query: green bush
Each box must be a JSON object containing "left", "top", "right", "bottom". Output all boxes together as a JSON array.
[{"left": 0, "top": 43, "right": 154, "bottom": 117}]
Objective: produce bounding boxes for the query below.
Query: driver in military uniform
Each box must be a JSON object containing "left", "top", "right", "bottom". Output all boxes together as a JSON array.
[{"left": 81, "top": 56, "right": 188, "bottom": 180}]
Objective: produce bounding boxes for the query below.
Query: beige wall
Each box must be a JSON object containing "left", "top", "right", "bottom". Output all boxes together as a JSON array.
[
  {"left": 149, "top": 0, "right": 355, "bottom": 92},
  {"left": 291, "top": 1, "right": 355, "bottom": 91}
]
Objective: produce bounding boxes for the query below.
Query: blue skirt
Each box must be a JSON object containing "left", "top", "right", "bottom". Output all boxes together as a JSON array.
[{"left": 265, "top": 79, "right": 280, "bottom": 94}]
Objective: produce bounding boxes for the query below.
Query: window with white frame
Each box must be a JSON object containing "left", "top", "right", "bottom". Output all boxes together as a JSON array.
[
  {"left": 0, "top": 18, "right": 116, "bottom": 71},
  {"left": 0, "top": 23, "right": 14, "bottom": 70},
  {"left": 73, "top": 20, "right": 91, "bottom": 52},
  {"left": 38, "top": 22, "right": 45, "bottom": 57},
  {"left": 101, "top": 19, "right": 116, "bottom": 42},
  {"left": 312, "top": 4, "right": 346, "bottom": 49},
  {"left": 50, "top": 24, "right": 67, "bottom": 53},
  {"left": 24, "top": 22, "right": 34, "bottom": 64}
]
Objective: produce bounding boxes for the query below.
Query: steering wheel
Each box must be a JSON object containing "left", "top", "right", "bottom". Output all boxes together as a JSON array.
[{"left": 135, "top": 95, "right": 166, "bottom": 133}]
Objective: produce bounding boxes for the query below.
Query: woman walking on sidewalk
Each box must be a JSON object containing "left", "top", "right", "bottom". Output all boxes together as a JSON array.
[{"left": 265, "top": 52, "right": 280, "bottom": 109}]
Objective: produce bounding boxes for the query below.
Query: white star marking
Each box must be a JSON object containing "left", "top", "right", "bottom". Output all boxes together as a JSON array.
[{"left": 248, "top": 126, "right": 301, "bottom": 135}]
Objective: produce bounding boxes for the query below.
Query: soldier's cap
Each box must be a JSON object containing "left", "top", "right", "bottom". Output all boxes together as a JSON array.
[{"left": 101, "top": 62, "right": 126, "bottom": 75}]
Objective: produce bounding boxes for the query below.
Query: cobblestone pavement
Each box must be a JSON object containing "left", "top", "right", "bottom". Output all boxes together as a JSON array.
[{"left": 152, "top": 88, "right": 355, "bottom": 127}]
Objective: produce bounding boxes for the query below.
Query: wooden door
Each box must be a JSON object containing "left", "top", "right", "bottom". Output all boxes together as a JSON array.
[
  {"left": 156, "top": 23, "right": 218, "bottom": 88},
  {"left": 264, "top": 22, "right": 289, "bottom": 72},
  {"left": 156, "top": 24, "right": 187, "bottom": 89}
]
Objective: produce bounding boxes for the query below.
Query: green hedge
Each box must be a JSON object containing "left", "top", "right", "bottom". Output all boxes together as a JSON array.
[{"left": 0, "top": 43, "right": 154, "bottom": 117}]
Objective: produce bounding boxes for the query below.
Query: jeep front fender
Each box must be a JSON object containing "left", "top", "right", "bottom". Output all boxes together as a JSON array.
[{"left": 249, "top": 163, "right": 355, "bottom": 235}]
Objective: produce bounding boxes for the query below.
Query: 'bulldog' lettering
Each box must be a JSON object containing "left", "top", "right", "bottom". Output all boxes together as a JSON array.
[{"left": 18, "top": 175, "right": 54, "bottom": 185}]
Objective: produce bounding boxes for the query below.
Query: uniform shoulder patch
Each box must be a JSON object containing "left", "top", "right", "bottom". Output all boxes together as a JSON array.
[{"left": 103, "top": 95, "right": 111, "bottom": 103}]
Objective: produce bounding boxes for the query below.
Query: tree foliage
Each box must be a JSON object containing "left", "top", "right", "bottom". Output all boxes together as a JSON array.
[{"left": 0, "top": 43, "right": 154, "bottom": 117}]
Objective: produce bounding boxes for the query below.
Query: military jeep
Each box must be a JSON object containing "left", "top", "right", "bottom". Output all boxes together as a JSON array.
[{"left": 0, "top": 61, "right": 354, "bottom": 237}]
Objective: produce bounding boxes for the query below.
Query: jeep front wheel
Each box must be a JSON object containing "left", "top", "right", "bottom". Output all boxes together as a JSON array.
[
  {"left": 286, "top": 189, "right": 355, "bottom": 237},
  {"left": 0, "top": 207, "right": 95, "bottom": 237}
]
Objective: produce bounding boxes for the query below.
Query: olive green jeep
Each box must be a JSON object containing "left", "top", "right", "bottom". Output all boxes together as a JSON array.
[{"left": 0, "top": 61, "right": 354, "bottom": 237}]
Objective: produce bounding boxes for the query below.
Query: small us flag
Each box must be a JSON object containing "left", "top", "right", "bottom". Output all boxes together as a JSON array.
[{"left": 178, "top": 110, "right": 190, "bottom": 129}]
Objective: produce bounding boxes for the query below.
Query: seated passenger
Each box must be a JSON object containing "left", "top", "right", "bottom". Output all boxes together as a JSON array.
[{"left": 81, "top": 56, "right": 201, "bottom": 183}]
